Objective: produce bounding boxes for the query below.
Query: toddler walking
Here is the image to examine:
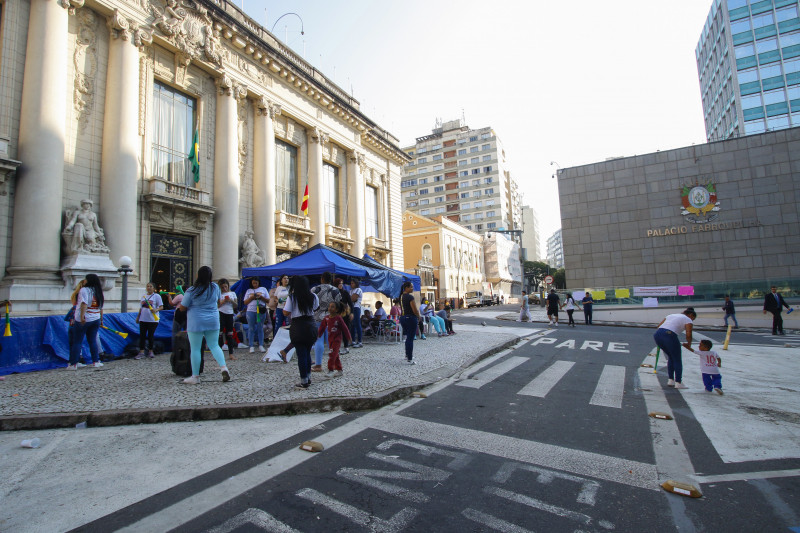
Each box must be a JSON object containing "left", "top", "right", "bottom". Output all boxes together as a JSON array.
[
  {"left": 318, "top": 301, "right": 352, "bottom": 378},
  {"left": 687, "top": 339, "right": 723, "bottom": 395}
]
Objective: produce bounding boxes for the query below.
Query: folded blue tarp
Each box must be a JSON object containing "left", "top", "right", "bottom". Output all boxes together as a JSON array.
[{"left": 0, "top": 311, "right": 175, "bottom": 375}]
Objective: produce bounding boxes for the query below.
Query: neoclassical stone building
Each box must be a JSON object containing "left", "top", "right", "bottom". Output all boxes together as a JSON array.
[{"left": 0, "top": 0, "right": 409, "bottom": 313}]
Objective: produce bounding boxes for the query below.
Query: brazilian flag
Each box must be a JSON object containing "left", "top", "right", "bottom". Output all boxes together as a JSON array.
[{"left": 188, "top": 129, "right": 200, "bottom": 183}]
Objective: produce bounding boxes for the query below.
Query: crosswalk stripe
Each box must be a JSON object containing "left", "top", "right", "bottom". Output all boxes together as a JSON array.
[
  {"left": 517, "top": 360, "right": 574, "bottom": 398},
  {"left": 589, "top": 365, "right": 626, "bottom": 408},
  {"left": 456, "top": 356, "right": 528, "bottom": 389}
]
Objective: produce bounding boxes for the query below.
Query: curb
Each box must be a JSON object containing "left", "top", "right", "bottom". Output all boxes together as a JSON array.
[{"left": 0, "top": 337, "right": 520, "bottom": 432}]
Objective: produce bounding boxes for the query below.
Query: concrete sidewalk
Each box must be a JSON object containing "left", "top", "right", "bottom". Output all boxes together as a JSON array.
[{"left": 0, "top": 325, "right": 541, "bottom": 431}]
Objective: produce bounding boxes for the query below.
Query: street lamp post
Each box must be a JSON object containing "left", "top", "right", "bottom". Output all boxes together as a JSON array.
[{"left": 117, "top": 256, "right": 133, "bottom": 313}]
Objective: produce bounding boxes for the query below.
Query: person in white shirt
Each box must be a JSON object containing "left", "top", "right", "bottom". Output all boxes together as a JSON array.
[
  {"left": 271, "top": 274, "right": 291, "bottom": 336},
  {"left": 561, "top": 293, "right": 580, "bottom": 327},
  {"left": 653, "top": 307, "right": 697, "bottom": 389},
  {"left": 349, "top": 279, "right": 364, "bottom": 348},
  {"left": 135, "top": 282, "right": 163, "bottom": 359},
  {"left": 244, "top": 277, "right": 269, "bottom": 353},
  {"left": 67, "top": 274, "right": 105, "bottom": 369},
  {"left": 685, "top": 339, "right": 723, "bottom": 395},
  {"left": 217, "top": 278, "right": 237, "bottom": 357}
]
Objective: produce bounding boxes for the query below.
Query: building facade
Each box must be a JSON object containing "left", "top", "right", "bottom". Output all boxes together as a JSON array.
[
  {"left": 520, "top": 205, "right": 542, "bottom": 261},
  {"left": 400, "top": 119, "right": 522, "bottom": 236},
  {"left": 697, "top": 0, "right": 800, "bottom": 141},
  {"left": 483, "top": 232, "right": 522, "bottom": 299},
  {"left": 0, "top": 0, "right": 409, "bottom": 313},
  {"left": 402, "top": 211, "right": 485, "bottom": 305},
  {"left": 546, "top": 229, "right": 564, "bottom": 269},
  {"left": 558, "top": 127, "right": 800, "bottom": 290}
]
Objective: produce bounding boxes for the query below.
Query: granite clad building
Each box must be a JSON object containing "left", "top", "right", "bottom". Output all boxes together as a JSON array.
[{"left": 558, "top": 127, "right": 800, "bottom": 289}]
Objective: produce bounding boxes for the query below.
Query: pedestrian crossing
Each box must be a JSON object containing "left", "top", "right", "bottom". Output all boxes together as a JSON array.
[
  {"left": 749, "top": 332, "right": 800, "bottom": 343},
  {"left": 457, "top": 358, "right": 627, "bottom": 409}
]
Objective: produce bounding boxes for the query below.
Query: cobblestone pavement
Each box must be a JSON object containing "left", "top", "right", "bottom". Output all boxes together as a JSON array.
[{"left": 0, "top": 326, "right": 529, "bottom": 423}]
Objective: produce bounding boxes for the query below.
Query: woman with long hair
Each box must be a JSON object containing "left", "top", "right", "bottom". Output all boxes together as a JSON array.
[
  {"left": 399, "top": 281, "right": 421, "bottom": 364},
  {"left": 283, "top": 275, "right": 319, "bottom": 389},
  {"left": 178, "top": 266, "right": 231, "bottom": 384},
  {"left": 271, "top": 274, "right": 291, "bottom": 336},
  {"left": 135, "top": 282, "right": 163, "bottom": 359},
  {"left": 68, "top": 273, "right": 105, "bottom": 369},
  {"left": 244, "top": 277, "right": 269, "bottom": 353}
]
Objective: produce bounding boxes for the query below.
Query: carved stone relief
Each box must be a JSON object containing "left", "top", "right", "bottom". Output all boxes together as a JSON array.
[
  {"left": 236, "top": 85, "right": 248, "bottom": 179},
  {"left": 139, "top": 50, "right": 153, "bottom": 136},
  {"left": 149, "top": 0, "right": 223, "bottom": 68},
  {"left": 175, "top": 51, "right": 191, "bottom": 87},
  {"left": 61, "top": 0, "right": 85, "bottom": 15},
  {"left": 146, "top": 202, "right": 209, "bottom": 231},
  {"left": 73, "top": 9, "right": 97, "bottom": 133}
]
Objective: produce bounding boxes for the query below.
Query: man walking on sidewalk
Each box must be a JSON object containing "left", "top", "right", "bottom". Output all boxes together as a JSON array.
[{"left": 517, "top": 291, "right": 532, "bottom": 322}]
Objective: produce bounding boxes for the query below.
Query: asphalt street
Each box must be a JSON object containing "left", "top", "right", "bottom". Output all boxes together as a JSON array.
[{"left": 2, "top": 308, "right": 799, "bottom": 532}]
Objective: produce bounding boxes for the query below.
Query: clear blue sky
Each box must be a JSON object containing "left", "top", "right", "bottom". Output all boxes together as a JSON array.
[{"left": 242, "top": 0, "right": 714, "bottom": 252}]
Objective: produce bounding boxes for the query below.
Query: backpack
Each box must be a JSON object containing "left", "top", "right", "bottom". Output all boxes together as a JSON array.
[{"left": 170, "top": 332, "right": 204, "bottom": 377}]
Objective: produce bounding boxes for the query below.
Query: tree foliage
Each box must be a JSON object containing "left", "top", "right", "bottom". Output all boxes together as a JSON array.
[
  {"left": 552, "top": 268, "right": 566, "bottom": 289},
  {"left": 522, "top": 261, "right": 550, "bottom": 291}
]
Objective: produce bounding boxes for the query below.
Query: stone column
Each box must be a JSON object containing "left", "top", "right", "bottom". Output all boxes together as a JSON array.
[
  {"left": 9, "top": 0, "right": 69, "bottom": 277},
  {"left": 100, "top": 10, "right": 150, "bottom": 269},
  {"left": 213, "top": 76, "right": 244, "bottom": 280},
  {"left": 308, "top": 127, "right": 327, "bottom": 246},
  {"left": 347, "top": 151, "right": 366, "bottom": 257},
  {"left": 253, "top": 97, "right": 280, "bottom": 264}
]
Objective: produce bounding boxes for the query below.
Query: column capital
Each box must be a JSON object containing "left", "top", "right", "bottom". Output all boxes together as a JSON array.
[
  {"left": 60, "top": 0, "right": 85, "bottom": 15},
  {"left": 254, "top": 96, "right": 281, "bottom": 119},
  {"left": 349, "top": 151, "right": 367, "bottom": 173},
  {"left": 234, "top": 84, "right": 248, "bottom": 101},
  {"left": 108, "top": 9, "right": 152, "bottom": 47},
  {"left": 216, "top": 74, "right": 233, "bottom": 96},
  {"left": 309, "top": 126, "right": 329, "bottom": 144}
]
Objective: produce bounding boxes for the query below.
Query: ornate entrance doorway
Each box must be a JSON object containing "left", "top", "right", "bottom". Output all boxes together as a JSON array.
[{"left": 150, "top": 232, "right": 193, "bottom": 293}]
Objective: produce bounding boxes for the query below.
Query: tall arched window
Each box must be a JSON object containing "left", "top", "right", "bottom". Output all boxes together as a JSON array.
[{"left": 422, "top": 244, "right": 432, "bottom": 261}]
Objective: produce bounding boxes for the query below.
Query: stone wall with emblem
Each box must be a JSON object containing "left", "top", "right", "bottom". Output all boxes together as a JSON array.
[{"left": 559, "top": 127, "right": 800, "bottom": 288}]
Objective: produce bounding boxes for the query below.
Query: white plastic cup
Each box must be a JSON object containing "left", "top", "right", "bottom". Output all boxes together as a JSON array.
[{"left": 20, "top": 438, "right": 40, "bottom": 449}]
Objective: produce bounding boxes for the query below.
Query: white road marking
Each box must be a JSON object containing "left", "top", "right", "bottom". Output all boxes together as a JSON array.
[
  {"left": 461, "top": 508, "right": 533, "bottom": 533},
  {"left": 485, "top": 486, "right": 613, "bottom": 530},
  {"left": 492, "top": 462, "right": 600, "bottom": 506},
  {"left": 637, "top": 356, "right": 697, "bottom": 484},
  {"left": 589, "top": 365, "right": 626, "bottom": 408},
  {"left": 296, "top": 488, "right": 418, "bottom": 533},
  {"left": 694, "top": 468, "right": 800, "bottom": 484},
  {"left": 206, "top": 508, "right": 300, "bottom": 533},
  {"left": 369, "top": 414, "right": 659, "bottom": 490},
  {"left": 517, "top": 360, "right": 575, "bottom": 397},
  {"left": 456, "top": 356, "right": 528, "bottom": 389}
]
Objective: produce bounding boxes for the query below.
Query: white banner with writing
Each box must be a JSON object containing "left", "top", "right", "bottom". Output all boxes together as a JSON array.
[{"left": 633, "top": 286, "right": 677, "bottom": 297}]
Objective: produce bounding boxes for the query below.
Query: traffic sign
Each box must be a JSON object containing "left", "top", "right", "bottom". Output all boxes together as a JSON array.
[{"left": 544, "top": 275, "right": 554, "bottom": 284}]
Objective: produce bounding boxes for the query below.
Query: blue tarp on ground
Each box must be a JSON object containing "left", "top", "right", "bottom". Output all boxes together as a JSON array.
[
  {"left": 0, "top": 311, "right": 175, "bottom": 375},
  {"left": 233, "top": 244, "right": 421, "bottom": 300}
]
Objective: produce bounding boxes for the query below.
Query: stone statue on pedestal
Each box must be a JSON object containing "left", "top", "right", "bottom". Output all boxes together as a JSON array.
[
  {"left": 62, "top": 199, "right": 110, "bottom": 255},
  {"left": 239, "top": 230, "right": 266, "bottom": 268},
  {"left": 60, "top": 199, "right": 117, "bottom": 291}
]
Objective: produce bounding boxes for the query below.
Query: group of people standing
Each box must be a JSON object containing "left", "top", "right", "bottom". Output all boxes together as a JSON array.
[{"left": 518, "top": 289, "right": 595, "bottom": 327}]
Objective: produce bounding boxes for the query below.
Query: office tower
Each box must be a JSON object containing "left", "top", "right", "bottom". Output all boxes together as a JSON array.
[
  {"left": 697, "top": 0, "right": 800, "bottom": 140},
  {"left": 547, "top": 229, "right": 564, "bottom": 269}
]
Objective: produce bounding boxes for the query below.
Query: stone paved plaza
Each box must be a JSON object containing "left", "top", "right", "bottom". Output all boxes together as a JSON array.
[{"left": 0, "top": 325, "right": 534, "bottom": 422}]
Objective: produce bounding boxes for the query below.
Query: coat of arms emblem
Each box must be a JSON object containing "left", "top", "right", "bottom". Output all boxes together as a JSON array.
[{"left": 680, "top": 182, "right": 720, "bottom": 223}]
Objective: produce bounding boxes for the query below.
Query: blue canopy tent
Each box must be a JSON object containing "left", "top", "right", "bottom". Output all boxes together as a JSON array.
[{"left": 231, "top": 244, "right": 420, "bottom": 300}]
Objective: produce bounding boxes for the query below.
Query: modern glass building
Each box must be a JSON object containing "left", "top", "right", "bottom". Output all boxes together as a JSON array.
[{"left": 697, "top": 0, "right": 800, "bottom": 140}]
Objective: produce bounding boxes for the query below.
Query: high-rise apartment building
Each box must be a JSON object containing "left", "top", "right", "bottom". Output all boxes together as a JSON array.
[
  {"left": 697, "top": 0, "right": 800, "bottom": 140},
  {"left": 546, "top": 229, "right": 564, "bottom": 269},
  {"left": 520, "top": 206, "right": 542, "bottom": 261},
  {"left": 401, "top": 119, "right": 521, "bottom": 236}
]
